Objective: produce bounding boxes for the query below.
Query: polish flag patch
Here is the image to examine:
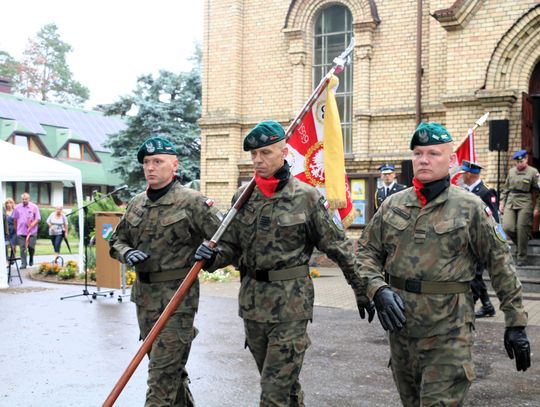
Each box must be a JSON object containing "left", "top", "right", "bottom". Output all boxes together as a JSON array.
[
  {"left": 205, "top": 199, "right": 214, "bottom": 207},
  {"left": 324, "top": 200, "right": 330, "bottom": 210},
  {"left": 484, "top": 206, "right": 492, "bottom": 217}
]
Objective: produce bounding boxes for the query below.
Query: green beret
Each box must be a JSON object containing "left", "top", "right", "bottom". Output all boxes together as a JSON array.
[
  {"left": 137, "top": 136, "right": 177, "bottom": 163},
  {"left": 243, "top": 120, "right": 285, "bottom": 151},
  {"left": 410, "top": 122, "right": 453, "bottom": 149}
]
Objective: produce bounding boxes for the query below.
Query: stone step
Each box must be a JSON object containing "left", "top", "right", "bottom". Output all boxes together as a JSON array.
[
  {"left": 509, "top": 239, "right": 540, "bottom": 255},
  {"left": 513, "top": 265, "right": 540, "bottom": 279},
  {"left": 523, "top": 255, "right": 540, "bottom": 267}
]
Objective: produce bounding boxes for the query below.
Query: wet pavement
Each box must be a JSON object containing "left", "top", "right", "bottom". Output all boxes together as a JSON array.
[{"left": 0, "top": 265, "right": 539, "bottom": 406}]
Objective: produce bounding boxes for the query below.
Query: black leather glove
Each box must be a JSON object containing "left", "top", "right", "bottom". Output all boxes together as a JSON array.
[
  {"left": 194, "top": 242, "right": 220, "bottom": 270},
  {"left": 373, "top": 287, "right": 406, "bottom": 331},
  {"left": 504, "top": 327, "right": 531, "bottom": 372},
  {"left": 357, "top": 299, "right": 375, "bottom": 323},
  {"left": 124, "top": 249, "right": 150, "bottom": 266}
]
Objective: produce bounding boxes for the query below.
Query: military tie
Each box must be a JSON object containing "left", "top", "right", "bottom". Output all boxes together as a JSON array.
[{"left": 386, "top": 187, "right": 390, "bottom": 197}]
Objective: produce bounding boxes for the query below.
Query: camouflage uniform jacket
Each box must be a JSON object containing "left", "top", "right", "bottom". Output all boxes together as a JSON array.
[
  {"left": 356, "top": 185, "right": 527, "bottom": 338},
  {"left": 109, "top": 182, "right": 222, "bottom": 313},
  {"left": 500, "top": 166, "right": 540, "bottom": 210},
  {"left": 214, "top": 177, "right": 365, "bottom": 323}
]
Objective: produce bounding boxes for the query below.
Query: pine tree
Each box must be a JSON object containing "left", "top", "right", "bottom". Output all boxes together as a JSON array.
[
  {"left": 10, "top": 23, "right": 90, "bottom": 106},
  {"left": 104, "top": 47, "right": 202, "bottom": 194}
]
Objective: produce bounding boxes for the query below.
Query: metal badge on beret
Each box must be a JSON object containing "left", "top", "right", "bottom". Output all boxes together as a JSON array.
[{"left": 137, "top": 136, "right": 177, "bottom": 163}]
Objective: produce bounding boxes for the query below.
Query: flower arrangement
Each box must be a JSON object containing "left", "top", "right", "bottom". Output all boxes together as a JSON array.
[
  {"left": 310, "top": 267, "right": 321, "bottom": 278},
  {"left": 38, "top": 261, "right": 62, "bottom": 276},
  {"left": 126, "top": 270, "right": 136, "bottom": 285},
  {"left": 200, "top": 266, "right": 240, "bottom": 283}
]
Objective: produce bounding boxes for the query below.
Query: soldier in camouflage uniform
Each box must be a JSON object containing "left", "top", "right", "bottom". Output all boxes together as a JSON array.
[
  {"left": 356, "top": 122, "right": 531, "bottom": 406},
  {"left": 499, "top": 149, "right": 540, "bottom": 266},
  {"left": 195, "top": 120, "right": 374, "bottom": 407},
  {"left": 109, "top": 136, "right": 222, "bottom": 407}
]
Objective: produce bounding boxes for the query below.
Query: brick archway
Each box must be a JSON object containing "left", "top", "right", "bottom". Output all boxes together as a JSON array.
[{"left": 484, "top": 5, "right": 540, "bottom": 92}]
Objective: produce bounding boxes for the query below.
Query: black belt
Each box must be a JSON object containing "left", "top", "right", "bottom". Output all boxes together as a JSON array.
[
  {"left": 244, "top": 265, "right": 309, "bottom": 282},
  {"left": 389, "top": 275, "right": 470, "bottom": 294},
  {"left": 137, "top": 268, "right": 190, "bottom": 283}
]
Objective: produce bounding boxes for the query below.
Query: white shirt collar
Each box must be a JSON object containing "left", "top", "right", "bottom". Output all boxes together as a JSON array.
[{"left": 467, "top": 179, "right": 482, "bottom": 191}]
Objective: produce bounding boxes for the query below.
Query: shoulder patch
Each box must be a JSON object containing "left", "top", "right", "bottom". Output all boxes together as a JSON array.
[
  {"left": 215, "top": 211, "right": 224, "bottom": 222},
  {"left": 205, "top": 198, "right": 214, "bottom": 207},
  {"left": 490, "top": 196, "right": 497, "bottom": 203},
  {"left": 324, "top": 200, "right": 330, "bottom": 210},
  {"left": 332, "top": 213, "right": 344, "bottom": 230},
  {"left": 494, "top": 224, "right": 507, "bottom": 243},
  {"left": 484, "top": 206, "right": 492, "bottom": 217}
]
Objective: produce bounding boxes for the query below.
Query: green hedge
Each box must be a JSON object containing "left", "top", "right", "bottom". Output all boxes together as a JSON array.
[
  {"left": 38, "top": 208, "right": 54, "bottom": 239},
  {"left": 68, "top": 193, "right": 124, "bottom": 241}
]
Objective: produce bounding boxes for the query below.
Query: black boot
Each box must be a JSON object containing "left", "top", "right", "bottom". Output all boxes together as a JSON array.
[{"left": 475, "top": 302, "right": 495, "bottom": 318}]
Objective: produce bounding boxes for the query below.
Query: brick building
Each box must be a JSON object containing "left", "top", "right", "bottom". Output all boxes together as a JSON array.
[{"left": 201, "top": 1, "right": 540, "bottom": 230}]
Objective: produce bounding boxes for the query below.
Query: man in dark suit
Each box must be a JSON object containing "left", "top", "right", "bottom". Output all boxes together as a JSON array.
[
  {"left": 461, "top": 160, "right": 499, "bottom": 318},
  {"left": 375, "top": 163, "right": 407, "bottom": 211}
]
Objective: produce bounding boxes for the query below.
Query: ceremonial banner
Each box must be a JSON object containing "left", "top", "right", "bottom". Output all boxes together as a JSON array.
[
  {"left": 287, "top": 75, "right": 354, "bottom": 227},
  {"left": 451, "top": 128, "right": 477, "bottom": 184}
]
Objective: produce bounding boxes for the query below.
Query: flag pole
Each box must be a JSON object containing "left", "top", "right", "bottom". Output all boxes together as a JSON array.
[
  {"left": 101, "top": 37, "right": 356, "bottom": 407},
  {"left": 454, "top": 112, "right": 490, "bottom": 153}
]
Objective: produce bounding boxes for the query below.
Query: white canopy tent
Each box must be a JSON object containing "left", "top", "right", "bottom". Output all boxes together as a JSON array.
[{"left": 0, "top": 140, "right": 84, "bottom": 288}]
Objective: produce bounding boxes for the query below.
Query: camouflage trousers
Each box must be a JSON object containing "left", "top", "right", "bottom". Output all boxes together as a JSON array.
[
  {"left": 244, "top": 319, "right": 311, "bottom": 407},
  {"left": 137, "top": 305, "right": 197, "bottom": 407},
  {"left": 502, "top": 207, "right": 533, "bottom": 261},
  {"left": 389, "top": 323, "right": 476, "bottom": 407}
]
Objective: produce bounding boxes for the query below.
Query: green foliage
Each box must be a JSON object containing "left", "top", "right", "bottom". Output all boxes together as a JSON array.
[
  {"left": 0, "top": 51, "right": 18, "bottom": 81},
  {"left": 85, "top": 247, "right": 96, "bottom": 272},
  {"left": 4, "top": 23, "right": 90, "bottom": 107},
  {"left": 199, "top": 266, "right": 240, "bottom": 283},
  {"left": 68, "top": 193, "right": 123, "bottom": 238},
  {"left": 38, "top": 208, "right": 55, "bottom": 239},
  {"left": 58, "top": 267, "right": 76, "bottom": 280},
  {"left": 103, "top": 45, "right": 202, "bottom": 195}
]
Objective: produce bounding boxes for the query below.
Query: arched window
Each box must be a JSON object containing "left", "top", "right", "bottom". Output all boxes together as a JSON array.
[{"left": 314, "top": 5, "right": 353, "bottom": 153}]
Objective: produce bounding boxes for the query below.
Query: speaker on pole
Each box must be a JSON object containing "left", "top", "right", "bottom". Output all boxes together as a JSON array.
[{"left": 489, "top": 120, "right": 509, "bottom": 152}]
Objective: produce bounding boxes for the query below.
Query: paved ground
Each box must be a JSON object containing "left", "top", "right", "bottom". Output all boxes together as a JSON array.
[{"left": 0, "top": 263, "right": 539, "bottom": 406}]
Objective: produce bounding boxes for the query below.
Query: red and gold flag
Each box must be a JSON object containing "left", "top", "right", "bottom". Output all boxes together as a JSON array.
[{"left": 287, "top": 75, "right": 354, "bottom": 228}]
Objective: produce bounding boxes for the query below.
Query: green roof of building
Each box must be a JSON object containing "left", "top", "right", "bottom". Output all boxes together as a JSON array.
[
  {"left": 0, "top": 92, "right": 126, "bottom": 152},
  {"left": 0, "top": 92, "right": 127, "bottom": 188},
  {"left": 61, "top": 159, "right": 123, "bottom": 186}
]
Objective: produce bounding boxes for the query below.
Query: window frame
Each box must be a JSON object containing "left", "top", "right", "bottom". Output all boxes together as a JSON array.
[{"left": 313, "top": 5, "right": 354, "bottom": 153}]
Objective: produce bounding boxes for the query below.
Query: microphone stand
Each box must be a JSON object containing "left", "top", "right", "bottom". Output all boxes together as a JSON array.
[{"left": 60, "top": 187, "right": 125, "bottom": 303}]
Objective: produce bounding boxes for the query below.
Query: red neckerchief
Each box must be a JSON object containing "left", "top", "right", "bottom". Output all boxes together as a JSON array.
[
  {"left": 412, "top": 177, "right": 427, "bottom": 206},
  {"left": 254, "top": 174, "right": 280, "bottom": 197}
]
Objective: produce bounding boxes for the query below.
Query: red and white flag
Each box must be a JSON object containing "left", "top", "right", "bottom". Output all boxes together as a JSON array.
[
  {"left": 450, "top": 128, "right": 477, "bottom": 185},
  {"left": 286, "top": 75, "right": 354, "bottom": 228}
]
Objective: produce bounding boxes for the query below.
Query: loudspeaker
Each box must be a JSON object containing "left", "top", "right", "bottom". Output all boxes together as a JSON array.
[
  {"left": 489, "top": 120, "right": 509, "bottom": 152},
  {"left": 400, "top": 160, "right": 413, "bottom": 187}
]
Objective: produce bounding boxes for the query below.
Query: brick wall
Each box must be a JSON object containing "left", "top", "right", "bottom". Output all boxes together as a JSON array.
[{"left": 201, "top": 0, "right": 540, "bottom": 219}]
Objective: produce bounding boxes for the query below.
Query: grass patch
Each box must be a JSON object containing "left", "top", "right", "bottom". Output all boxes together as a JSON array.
[{"left": 32, "top": 238, "right": 80, "bottom": 256}]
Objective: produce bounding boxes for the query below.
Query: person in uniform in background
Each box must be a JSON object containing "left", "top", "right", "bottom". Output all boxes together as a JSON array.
[
  {"left": 109, "top": 136, "right": 223, "bottom": 407},
  {"left": 499, "top": 149, "right": 540, "bottom": 266},
  {"left": 195, "top": 120, "right": 374, "bottom": 407},
  {"left": 460, "top": 160, "right": 498, "bottom": 318},
  {"left": 13, "top": 192, "right": 40, "bottom": 269},
  {"left": 356, "top": 122, "right": 530, "bottom": 406},
  {"left": 375, "top": 163, "right": 407, "bottom": 211}
]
